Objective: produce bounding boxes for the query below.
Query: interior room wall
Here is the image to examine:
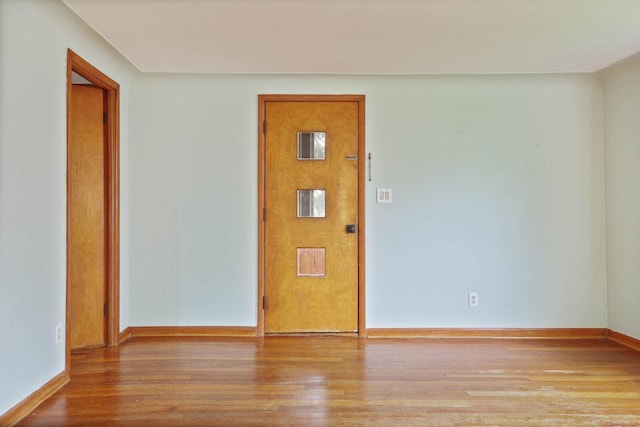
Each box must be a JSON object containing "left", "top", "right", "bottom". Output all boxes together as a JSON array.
[
  {"left": 602, "top": 53, "right": 640, "bottom": 341},
  {"left": 0, "top": 0, "right": 136, "bottom": 415},
  {"left": 1, "top": 0, "right": 621, "bottom": 417},
  {"left": 129, "top": 73, "right": 607, "bottom": 330}
]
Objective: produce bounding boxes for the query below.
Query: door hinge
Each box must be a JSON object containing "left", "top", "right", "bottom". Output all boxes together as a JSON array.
[
  {"left": 103, "top": 303, "right": 108, "bottom": 317},
  {"left": 263, "top": 121, "right": 267, "bottom": 135},
  {"left": 262, "top": 296, "right": 267, "bottom": 310},
  {"left": 263, "top": 207, "right": 266, "bottom": 221},
  {"left": 103, "top": 112, "right": 108, "bottom": 124}
]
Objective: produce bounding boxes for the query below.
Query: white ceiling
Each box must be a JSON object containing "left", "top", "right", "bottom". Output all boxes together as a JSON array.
[{"left": 62, "top": 0, "right": 640, "bottom": 75}]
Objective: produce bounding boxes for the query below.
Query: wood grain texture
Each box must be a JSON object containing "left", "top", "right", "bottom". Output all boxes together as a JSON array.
[
  {"left": 608, "top": 329, "right": 640, "bottom": 352},
  {"left": 67, "top": 49, "right": 120, "bottom": 358},
  {"left": 118, "top": 327, "right": 132, "bottom": 344},
  {"left": 366, "top": 328, "right": 609, "bottom": 339},
  {"left": 257, "top": 95, "right": 366, "bottom": 336},
  {"left": 0, "top": 372, "right": 69, "bottom": 427},
  {"left": 297, "top": 248, "right": 326, "bottom": 276},
  {"left": 257, "top": 95, "right": 267, "bottom": 336},
  {"left": 264, "top": 101, "right": 359, "bottom": 333},
  {"left": 16, "top": 336, "right": 640, "bottom": 426},
  {"left": 69, "top": 84, "right": 106, "bottom": 350},
  {"left": 356, "top": 97, "right": 366, "bottom": 335},
  {"left": 127, "top": 326, "right": 257, "bottom": 338}
]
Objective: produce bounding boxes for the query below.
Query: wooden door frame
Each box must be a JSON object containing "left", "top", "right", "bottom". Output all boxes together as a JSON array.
[
  {"left": 66, "top": 49, "right": 120, "bottom": 370},
  {"left": 257, "top": 94, "right": 366, "bottom": 336}
]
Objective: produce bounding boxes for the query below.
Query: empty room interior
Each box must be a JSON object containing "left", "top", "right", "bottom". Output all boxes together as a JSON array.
[{"left": 2, "top": 0, "right": 640, "bottom": 425}]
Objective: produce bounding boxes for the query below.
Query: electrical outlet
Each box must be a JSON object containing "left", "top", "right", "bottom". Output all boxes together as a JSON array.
[
  {"left": 468, "top": 292, "right": 479, "bottom": 307},
  {"left": 55, "top": 323, "right": 63, "bottom": 345}
]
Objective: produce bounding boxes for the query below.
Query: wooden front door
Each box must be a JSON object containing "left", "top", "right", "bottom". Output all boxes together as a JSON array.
[
  {"left": 263, "top": 98, "right": 363, "bottom": 333},
  {"left": 69, "top": 84, "right": 106, "bottom": 349}
]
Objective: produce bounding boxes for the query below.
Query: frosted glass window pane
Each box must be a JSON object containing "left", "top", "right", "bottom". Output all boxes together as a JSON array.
[
  {"left": 297, "top": 190, "right": 325, "bottom": 218},
  {"left": 298, "top": 132, "right": 326, "bottom": 160}
]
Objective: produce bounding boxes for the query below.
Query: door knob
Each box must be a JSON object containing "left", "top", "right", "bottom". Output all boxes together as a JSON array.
[{"left": 346, "top": 224, "right": 356, "bottom": 234}]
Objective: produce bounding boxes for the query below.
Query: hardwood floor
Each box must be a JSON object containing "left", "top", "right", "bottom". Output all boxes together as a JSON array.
[{"left": 17, "top": 336, "right": 640, "bottom": 426}]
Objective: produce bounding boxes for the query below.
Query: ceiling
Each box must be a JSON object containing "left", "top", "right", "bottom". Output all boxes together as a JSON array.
[{"left": 62, "top": 0, "right": 640, "bottom": 75}]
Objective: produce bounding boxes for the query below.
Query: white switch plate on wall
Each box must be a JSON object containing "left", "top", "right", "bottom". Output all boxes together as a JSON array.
[{"left": 377, "top": 188, "right": 392, "bottom": 203}]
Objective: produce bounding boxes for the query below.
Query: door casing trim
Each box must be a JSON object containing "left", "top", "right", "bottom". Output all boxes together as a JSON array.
[
  {"left": 66, "top": 49, "right": 120, "bottom": 370},
  {"left": 257, "top": 94, "right": 366, "bottom": 336}
]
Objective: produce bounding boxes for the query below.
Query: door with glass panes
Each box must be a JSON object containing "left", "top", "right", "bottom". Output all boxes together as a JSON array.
[{"left": 263, "top": 99, "right": 360, "bottom": 333}]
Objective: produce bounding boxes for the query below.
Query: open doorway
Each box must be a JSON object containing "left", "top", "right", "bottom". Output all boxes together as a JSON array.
[{"left": 66, "top": 50, "right": 120, "bottom": 367}]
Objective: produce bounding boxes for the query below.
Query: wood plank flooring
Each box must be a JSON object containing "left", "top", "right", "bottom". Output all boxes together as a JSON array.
[{"left": 17, "top": 336, "right": 640, "bottom": 426}]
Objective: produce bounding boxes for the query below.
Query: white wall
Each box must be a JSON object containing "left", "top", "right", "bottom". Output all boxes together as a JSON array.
[
  {"left": 130, "top": 73, "right": 607, "bottom": 329},
  {"left": 602, "top": 53, "right": 640, "bottom": 340},
  {"left": 0, "top": 0, "right": 136, "bottom": 415}
]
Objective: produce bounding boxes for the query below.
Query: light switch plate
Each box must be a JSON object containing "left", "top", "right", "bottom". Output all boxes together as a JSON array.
[{"left": 377, "top": 188, "right": 392, "bottom": 203}]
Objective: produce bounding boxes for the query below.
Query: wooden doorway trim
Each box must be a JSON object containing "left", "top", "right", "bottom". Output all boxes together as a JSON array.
[
  {"left": 257, "top": 94, "right": 366, "bottom": 336},
  {"left": 66, "top": 49, "right": 120, "bottom": 370}
]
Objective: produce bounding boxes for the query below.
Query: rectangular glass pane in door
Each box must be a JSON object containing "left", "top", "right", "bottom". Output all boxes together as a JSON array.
[
  {"left": 297, "top": 132, "right": 326, "bottom": 160},
  {"left": 297, "top": 189, "right": 326, "bottom": 218}
]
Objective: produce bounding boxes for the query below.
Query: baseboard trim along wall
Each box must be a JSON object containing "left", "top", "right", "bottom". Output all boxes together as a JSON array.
[
  {"left": 0, "top": 371, "right": 69, "bottom": 427},
  {"left": 607, "top": 329, "right": 640, "bottom": 352},
  {"left": 126, "top": 326, "right": 257, "bottom": 338},
  {"left": 365, "top": 328, "right": 608, "bottom": 339},
  {"left": 118, "top": 326, "right": 131, "bottom": 344}
]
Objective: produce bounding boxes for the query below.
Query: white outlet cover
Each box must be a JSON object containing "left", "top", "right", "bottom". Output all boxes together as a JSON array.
[
  {"left": 468, "top": 292, "right": 479, "bottom": 307},
  {"left": 377, "top": 188, "right": 392, "bottom": 204},
  {"left": 55, "top": 323, "right": 63, "bottom": 345}
]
